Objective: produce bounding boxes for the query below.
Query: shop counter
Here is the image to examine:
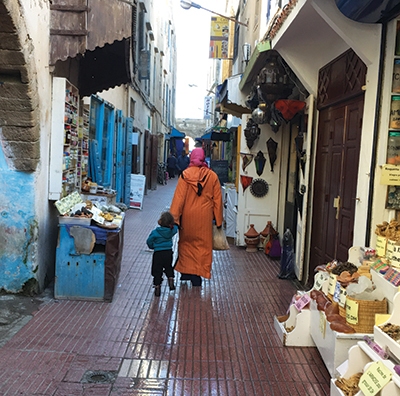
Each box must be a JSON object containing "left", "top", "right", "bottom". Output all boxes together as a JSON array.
[{"left": 55, "top": 221, "right": 124, "bottom": 302}]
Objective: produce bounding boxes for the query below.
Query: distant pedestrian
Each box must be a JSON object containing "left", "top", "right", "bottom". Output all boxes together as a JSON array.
[
  {"left": 167, "top": 152, "right": 178, "bottom": 178},
  {"left": 146, "top": 211, "right": 178, "bottom": 297},
  {"left": 176, "top": 150, "right": 190, "bottom": 177}
]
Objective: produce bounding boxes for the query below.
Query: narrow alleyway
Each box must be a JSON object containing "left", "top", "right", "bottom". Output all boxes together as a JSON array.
[{"left": 0, "top": 179, "right": 330, "bottom": 396}]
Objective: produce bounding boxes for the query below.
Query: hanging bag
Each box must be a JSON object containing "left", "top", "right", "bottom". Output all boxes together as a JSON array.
[{"left": 212, "top": 225, "right": 230, "bottom": 250}]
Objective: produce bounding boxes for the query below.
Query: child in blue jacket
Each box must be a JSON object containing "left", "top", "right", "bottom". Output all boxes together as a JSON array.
[{"left": 146, "top": 211, "right": 178, "bottom": 297}]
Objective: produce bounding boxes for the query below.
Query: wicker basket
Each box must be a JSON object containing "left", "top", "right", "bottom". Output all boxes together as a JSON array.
[{"left": 345, "top": 296, "right": 387, "bottom": 333}]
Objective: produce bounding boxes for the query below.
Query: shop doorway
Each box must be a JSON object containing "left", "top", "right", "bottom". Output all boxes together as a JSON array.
[
  {"left": 308, "top": 95, "right": 364, "bottom": 280},
  {"left": 144, "top": 131, "right": 158, "bottom": 191}
]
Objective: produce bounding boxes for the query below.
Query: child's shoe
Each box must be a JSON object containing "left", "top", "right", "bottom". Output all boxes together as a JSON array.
[
  {"left": 154, "top": 285, "right": 161, "bottom": 297},
  {"left": 168, "top": 278, "right": 175, "bottom": 290}
]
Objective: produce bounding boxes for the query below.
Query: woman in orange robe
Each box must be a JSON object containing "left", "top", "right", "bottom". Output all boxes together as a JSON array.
[{"left": 170, "top": 148, "right": 223, "bottom": 286}]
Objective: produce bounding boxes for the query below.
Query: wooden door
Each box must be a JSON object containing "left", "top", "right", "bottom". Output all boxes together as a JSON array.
[{"left": 309, "top": 96, "right": 363, "bottom": 279}]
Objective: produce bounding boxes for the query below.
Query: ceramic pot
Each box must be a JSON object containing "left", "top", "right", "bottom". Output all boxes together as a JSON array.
[
  {"left": 260, "top": 221, "right": 276, "bottom": 246},
  {"left": 244, "top": 224, "right": 260, "bottom": 252}
]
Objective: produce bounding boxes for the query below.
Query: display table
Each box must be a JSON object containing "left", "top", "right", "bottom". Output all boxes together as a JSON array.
[{"left": 55, "top": 221, "right": 124, "bottom": 302}]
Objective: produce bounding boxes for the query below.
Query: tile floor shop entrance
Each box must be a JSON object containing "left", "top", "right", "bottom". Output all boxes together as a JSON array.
[{"left": 0, "top": 179, "right": 330, "bottom": 395}]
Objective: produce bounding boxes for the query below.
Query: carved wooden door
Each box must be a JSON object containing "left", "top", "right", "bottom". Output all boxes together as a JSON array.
[{"left": 309, "top": 96, "right": 363, "bottom": 279}]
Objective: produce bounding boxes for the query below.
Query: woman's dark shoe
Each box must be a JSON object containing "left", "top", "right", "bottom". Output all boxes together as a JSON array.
[
  {"left": 154, "top": 285, "right": 161, "bottom": 297},
  {"left": 168, "top": 277, "right": 176, "bottom": 290},
  {"left": 190, "top": 275, "right": 202, "bottom": 287}
]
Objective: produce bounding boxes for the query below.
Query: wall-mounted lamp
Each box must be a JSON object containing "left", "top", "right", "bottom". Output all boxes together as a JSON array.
[
  {"left": 243, "top": 43, "right": 251, "bottom": 66},
  {"left": 180, "top": 0, "right": 248, "bottom": 27}
]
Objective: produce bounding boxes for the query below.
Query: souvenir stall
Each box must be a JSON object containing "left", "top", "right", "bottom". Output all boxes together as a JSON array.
[
  {"left": 54, "top": 192, "right": 126, "bottom": 302},
  {"left": 49, "top": 77, "right": 130, "bottom": 301},
  {"left": 273, "top": 230, "right": 400, "bottom": 395}
]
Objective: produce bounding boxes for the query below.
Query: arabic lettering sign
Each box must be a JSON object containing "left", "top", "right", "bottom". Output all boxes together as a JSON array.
[{"left": 209, "top": 16, "right": 229, "bottom": 59}]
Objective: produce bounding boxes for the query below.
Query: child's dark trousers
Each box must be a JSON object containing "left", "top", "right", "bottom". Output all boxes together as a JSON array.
[{"left": 151, "top": 249, "right": 174, "bottom": 286}]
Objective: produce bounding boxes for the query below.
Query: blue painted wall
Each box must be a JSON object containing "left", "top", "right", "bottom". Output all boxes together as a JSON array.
[{"left": 0, "top": 151, "right": 37, "bottom": 293}]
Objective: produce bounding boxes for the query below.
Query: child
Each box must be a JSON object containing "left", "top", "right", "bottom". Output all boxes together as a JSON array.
[{"left": 146, "top": 211, "right": 178, "bottom": 297}]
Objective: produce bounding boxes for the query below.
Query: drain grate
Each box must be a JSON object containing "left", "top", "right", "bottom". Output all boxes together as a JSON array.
[{"left": 81, "top": 370, "right": 117, "bottom": 384}]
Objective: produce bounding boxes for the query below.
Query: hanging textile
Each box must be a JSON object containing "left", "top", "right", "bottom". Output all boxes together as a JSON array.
[
  {"left": 240, "top": 175, "right": 253, "bottom": 194},
  {"left": 240, "top": 153, "right": 254, "bottom": 173},
  {"left": 266, "top": 138, "right": 278, "bottom": 172},
  {"left": 254, "top": 151, "right": 266, "bottom": 176},
  {"left": 274, "top": 99, "right": 306, "bottom": 121}
]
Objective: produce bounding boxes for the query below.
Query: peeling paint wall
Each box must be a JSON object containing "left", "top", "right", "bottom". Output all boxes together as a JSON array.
[{"left": 0, "top": 154, "right": 37, "bottom": 292}]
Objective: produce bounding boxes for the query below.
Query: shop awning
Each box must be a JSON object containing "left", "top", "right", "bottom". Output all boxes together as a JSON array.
[
  {"left": 78, "top": 38, "right": 132, "bottom": 97},
  {"left": 200, "top": 131, "right": 231, "bottom": 141},
  {"left": 335, "top": 0, "right": 400, "bottom": 23},
  {"left": 239, "top": 41, "right": 272, "bottom": 91},
  {"left": 217, "top": 75, "right": 251, "bottom": 117},
  {"left": 171, "top": 127, "right": 185, "bottom": 138}
]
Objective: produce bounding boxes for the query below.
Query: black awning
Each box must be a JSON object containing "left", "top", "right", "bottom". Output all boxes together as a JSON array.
[{"left": 78, "top": 38, "right": 131, "bottom": 97}]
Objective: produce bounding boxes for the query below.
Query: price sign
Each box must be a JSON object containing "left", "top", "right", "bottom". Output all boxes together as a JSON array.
[
  {"left": 346, "top": 298, "right": 359, "bottom": 325},
  {"left": 387, "top": 239, "right": 395, "bottom": 261},
  {"left": 314, "top": 272, "right": 327, "bottom": 290},
  {"left": 376, "top": 236, "right": 387, "bottom": 257},
  {"left": 328, "top": 274, "right": 337, "bottom": 295},
  {"left": 391, "top": 243, "right": 400, "bottom": 269},
  {"left": 359, "top": 361, "right": 392, "bottom": 395},
  {"left": 339, "top": 287, "right": 347, "bottom": 307},
  {"left": 294, "top": 294, "right": 311, "bottom": 311}
]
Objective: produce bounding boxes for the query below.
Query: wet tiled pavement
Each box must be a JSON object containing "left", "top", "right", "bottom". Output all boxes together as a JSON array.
[{"left": 0, "top": 179, "right": 330, "bottom": 395}]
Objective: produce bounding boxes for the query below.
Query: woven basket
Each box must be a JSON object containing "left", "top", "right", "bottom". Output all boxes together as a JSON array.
[{"left": 345, "top": 296, "right": 387, "bottom": 333}]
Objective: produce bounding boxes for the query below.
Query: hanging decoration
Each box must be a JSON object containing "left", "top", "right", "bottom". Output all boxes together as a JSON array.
[
  {"left": 274, "top": 99, "right": 306, "bottom": 121},
  {"left": 240, "top": 175, "right": 253, "bottom": 194},
  {"left": 254, "top": 151, "right": 267, "bottom": 176},
  {"left": 266, "top": 138, "right": 278, "bottom": 172},
  {"left": 269, "top": 102, "right": 286, "bottom": 133},
  {"left": 240, "top": 153, "right": 254, "bottom": 173},
  {"left": 250, "top": 178, "right": 269, "bottom": 198},
  {"left": 244, "top": 118, "right": 261, "bottom": 149}
]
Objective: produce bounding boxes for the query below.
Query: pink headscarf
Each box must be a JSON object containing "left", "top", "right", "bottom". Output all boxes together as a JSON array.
[{"left": 189, "top": 148, "right": 208, "bottom": 168}]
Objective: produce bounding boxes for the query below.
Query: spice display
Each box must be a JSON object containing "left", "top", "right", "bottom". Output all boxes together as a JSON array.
[
  {"left": 331, "top": 262, "right": 358, "bottom": 276},
  {"left": 335, "top": 373, "right": 362, "bottom": 396},
  {"left": 379, "top": 323, "right": 400, "bottom": 342},
  {"left": 375, "top": 219, "right": 400, "bottom": 239}
]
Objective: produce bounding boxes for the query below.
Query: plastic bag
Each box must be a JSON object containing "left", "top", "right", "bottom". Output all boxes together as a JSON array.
[
  {"left": 212, "top": 225, "right": 230, "bottom": 250},
  {"left": 278, "top": 229, "right": 295, "bottom": 279}
]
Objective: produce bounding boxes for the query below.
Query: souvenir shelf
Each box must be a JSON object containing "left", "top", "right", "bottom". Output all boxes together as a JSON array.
[
  {"left": 330, "top": 292, "right": 400, "bottom": 395},
  {"left": 330, "top": 341, "right": 400, "bottom": 396},
  {"left": 49, "top": 78, "right": 83, "bottom": 200},
  {"left": 79, "top": 105, "right": 90, "bottom": 183},
  {"left": 386, "top": 20, "right": 400, "bottom": 209},
  {"left": 273, "top": 271, "right": 329, "bottom": 347}
]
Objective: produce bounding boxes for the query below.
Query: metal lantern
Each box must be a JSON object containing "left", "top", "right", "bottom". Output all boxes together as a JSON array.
[
  {"left": 257, "top": 50, "right": 293, "bottom": 104},
  {"left": 251, "top": 107, "right": 268, "bottom": 124},
  {"left": 244, "top": 118, "right": 261, "bottom": 149}
]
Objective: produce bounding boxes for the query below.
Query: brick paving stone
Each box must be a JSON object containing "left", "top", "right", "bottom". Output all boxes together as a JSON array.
[{"left": 0, "top": 178, "right": 331, "bottom": 395}]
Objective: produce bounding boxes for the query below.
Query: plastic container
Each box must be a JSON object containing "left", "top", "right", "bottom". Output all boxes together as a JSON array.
[
  {"left": 390, "top": 96, "right": 400, "bottom": 129},
  {"left": 387, "top": 131, "right": 400, "bottom": 164},
  {"left": 393, "top": 60, "right": 400, "bottom": 93}
]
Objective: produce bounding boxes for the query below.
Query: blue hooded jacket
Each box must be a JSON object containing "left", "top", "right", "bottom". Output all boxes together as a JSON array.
[{"left": 146, "top": 225, "right": 178, "bottom": 252}]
